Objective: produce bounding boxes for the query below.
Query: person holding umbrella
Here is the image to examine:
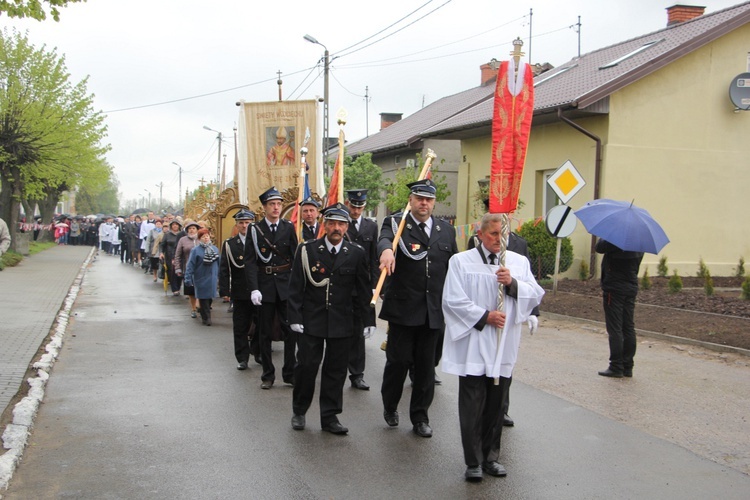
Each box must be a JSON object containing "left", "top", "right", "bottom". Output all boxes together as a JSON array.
[
  {"left": 574, "top": 199, "right": 669, "bottom": 379},
  {"left": 595, "top": 239, "right": 643, "bottom": 378}
]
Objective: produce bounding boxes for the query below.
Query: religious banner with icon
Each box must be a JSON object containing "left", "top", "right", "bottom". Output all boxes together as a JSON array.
[{"left": 237, "top": 100, "right": 320, "bottom": 211}]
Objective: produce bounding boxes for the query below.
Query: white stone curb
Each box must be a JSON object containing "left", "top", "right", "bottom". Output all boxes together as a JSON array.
[{"left": 0, "top": 247, "right": 95, "bottom": 493}]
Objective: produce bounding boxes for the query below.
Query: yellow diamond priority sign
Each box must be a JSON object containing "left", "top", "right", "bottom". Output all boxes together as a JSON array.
[{"left": 547, "top": 160, "right": 585, "bottom": 204}]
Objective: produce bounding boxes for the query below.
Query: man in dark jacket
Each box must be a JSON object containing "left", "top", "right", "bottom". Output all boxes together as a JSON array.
[
  {"left": 220, "top": 208, "right": 259, "bottom": 370},
  {"left": 287, "top": 203, "right": 374, "bottom": 434},
  {"left": 244, "top": 187, "right": 298, "bottom": 390},
  {"left": 344, "top": 189, "right": 379, "bottom": 390},
  {"left": 596, "top": 238, "right": 644, "bottom": 378},
  {"left": 299, "top": 196, "right": 321, "bottom": 242},
  {"left": 378, "top": 179, "right": 458, "bottom": 438}
]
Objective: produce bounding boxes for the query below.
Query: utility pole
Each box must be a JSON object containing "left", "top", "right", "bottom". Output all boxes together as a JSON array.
[
  {"left": 172, "top": 162, "right": 183, "bottom": 207},
  {"left": 304, "top": 34, "right": 330, "bottom": 176},
  {"left": 203, "top": 126, "right": 222, "bottom": 190},
  {"left": 365, "top": 86, "right": 370, "bottom": 137},
  {"left": 155, "top": 182, "right": 163, "bottom": 211}
]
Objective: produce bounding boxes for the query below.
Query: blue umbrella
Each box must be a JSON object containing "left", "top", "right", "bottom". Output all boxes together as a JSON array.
[{"left": 574, "top": 199, "right": 669, "bottom": 254}]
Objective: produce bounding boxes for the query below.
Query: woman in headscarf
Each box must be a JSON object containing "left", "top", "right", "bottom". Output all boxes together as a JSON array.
[
  {"left": 184, "top": 228, "right": 220, "bottom": 326},
  {"left": 174, "top": 221, "right": 201, "bottom": 318},
  {"left": 146, "top": 219, "right": 164, "bottom": 282},
  {"left": 161, "top": 219, "right": 186, "bottom": 296}
]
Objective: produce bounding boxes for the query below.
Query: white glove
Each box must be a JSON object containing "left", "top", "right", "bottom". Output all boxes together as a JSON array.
[
  {"left": 527, "top": 315, "right": 539, "bottom": 335},
  {"left": 363, "top": 326, "right": 376, "bottom": 339},
  {"left": 250, "top": 290, "right": 262, "bottom": 306},
  {"left": 291, "top": 324, "right": 304, "bottom": 333}
]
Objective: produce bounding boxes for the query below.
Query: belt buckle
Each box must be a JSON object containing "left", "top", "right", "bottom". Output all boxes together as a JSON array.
[{"left": 265, "top": 266, "right": 273, "bottom": 274}]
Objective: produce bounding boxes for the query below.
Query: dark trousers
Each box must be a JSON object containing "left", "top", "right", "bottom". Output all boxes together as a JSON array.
[
  {"left": 458, "top": 375, "right": 509, "bottom": 467},
  {"left": 381, "top": 321, "right": 439, "bottom": 425},
  {"left": 347, "top": 298, "right": 368, "bottom": 381},
  {"left": 258, "top": 298, "right": 295, "bottom": 383},
  {"left": 603, "top": 292, "right": 637, "bottom": 372},
  {"left": 293, "top": 333, "right": 349, "bottom": 425},
  {"left": 166, "top": 258, "right": 182, "bottom": 293},
  {"left": 198, "top": 298, "right": 213, "bottom": 323},
  {"left": 232, "top": 299, "right": 254, "bottom": 363}
]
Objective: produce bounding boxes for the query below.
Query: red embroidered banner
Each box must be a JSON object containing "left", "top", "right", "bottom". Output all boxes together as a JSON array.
[{"left": 489, "top": 60, "right": 534, "bottom": 214}]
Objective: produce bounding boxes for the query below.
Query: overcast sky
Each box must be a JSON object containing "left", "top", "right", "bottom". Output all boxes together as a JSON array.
[{"left": 3, "top": 0, "right": 742, "bottom": 208}]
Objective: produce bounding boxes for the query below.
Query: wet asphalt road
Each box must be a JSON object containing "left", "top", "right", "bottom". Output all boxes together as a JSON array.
[{"left": 3, "top": 252, "right": 749, "bottom": 499}]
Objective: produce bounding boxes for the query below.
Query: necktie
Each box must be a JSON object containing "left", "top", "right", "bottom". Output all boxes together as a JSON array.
[
  {"left": 418, "top": 222, "right": 427, "bottom": 236},
  {"left": 270, "top": 223, "right": 277, "bottom": 233},
  {"left": 331, "top": 247, "right": 337, "bottom": 256},
  {"left": 489, "top": 253, "right": 497, "bottom": 265},
  {"left": 353, "top": 219, "right": 358, "bottom": 228}
]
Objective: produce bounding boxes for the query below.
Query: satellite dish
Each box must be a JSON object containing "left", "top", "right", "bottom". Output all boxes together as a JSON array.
[{"left": 729, "top": 73, "right": 750, "bottom": 110}]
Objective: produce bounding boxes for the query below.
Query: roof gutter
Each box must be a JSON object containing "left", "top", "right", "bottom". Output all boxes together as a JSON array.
[{"left": 557, "top": 107, "right": 601, "bottom": 277}]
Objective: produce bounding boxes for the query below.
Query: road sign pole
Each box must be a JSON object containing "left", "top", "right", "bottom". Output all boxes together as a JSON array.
[{"left": 553, "top": 237, "right": 562, "bottom": 295}]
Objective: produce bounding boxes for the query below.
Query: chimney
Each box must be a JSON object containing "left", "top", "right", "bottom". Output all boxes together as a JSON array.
[
  {"left": 480, "top": 59, "right": 500, "bottom": 86},
  {"left": 666, "top": 4, "right": 706, "bottom": 26},
  {"left": 380, "top": 112, "right": 402, "bottom": 130}
]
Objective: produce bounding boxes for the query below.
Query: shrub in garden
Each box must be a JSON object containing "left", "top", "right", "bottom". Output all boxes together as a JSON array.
[
  {"left": 736, "top": 257, "right": 745, "bottom": 278},
  {"left": 640, "top": 267, "right": 652, "bottom": 290},
  {"left": 697, "top": 258, "right": 709, "bottom": 279},
  {"left": 579, "top": 260, "right": 589, "bottom": 281},
  {"left": 704, "top": 270, "right": 714, "bottom": 296},
  {"left": 742, "top": 276, "right": 750, "bottom": 300},
  {"left": 657, "top": 255, "right": 668, "bottom": 277},
  {"left": 668, "top": 270, "right": 683, "bottom": 294},
  {"left": 517, "top": 220, "right": 573, "bottom": 279}
]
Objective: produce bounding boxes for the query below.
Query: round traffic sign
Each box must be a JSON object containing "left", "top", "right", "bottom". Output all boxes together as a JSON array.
[{"left": 545, "top": 204, "right": 577, "bottom": 238}]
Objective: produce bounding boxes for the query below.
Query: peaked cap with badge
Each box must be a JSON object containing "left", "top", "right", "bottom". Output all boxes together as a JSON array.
[
  {"left": 407, "top": 179, "right": 437, "bottom": 198},
  {"left": 346, "top": 189, "right": 368, "bottom": 207},
  {"left": 259, "top": 186, "right": 283, "bottom": 205},
  {"left": 321, "top": 203, "right": 351, "bottom": 223}
]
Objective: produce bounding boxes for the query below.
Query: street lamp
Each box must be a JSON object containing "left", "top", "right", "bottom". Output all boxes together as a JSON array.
[
  {"left": 304, "top": 34, "right": 330, "bottom": 175},
  {"left": 144, "top": 189, "right": 151, "bottom": 208},
  {"left": 171, "top": 162, "right": 183, "bottom": 206},
  {"left": 203, "top": 126, "right": 222, "bottom": 190}
]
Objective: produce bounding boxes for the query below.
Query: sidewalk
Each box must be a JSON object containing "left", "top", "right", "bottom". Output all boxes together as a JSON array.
[{"left": 0, "top": 245, "right": 93, "bottom": 418}]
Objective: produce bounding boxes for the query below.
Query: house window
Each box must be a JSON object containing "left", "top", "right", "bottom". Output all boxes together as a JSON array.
[
  {"left": 394, "top": 155, "right": 401, "bottom": 165},
  {"left": 406, "top": 159, "right": 415, "bottom": 168},
  {"left": 599, "top": 39, "right": 662, "bottom": 69},
  {"left": 543, "top": 170, "right": 561, "bottom": 215}
]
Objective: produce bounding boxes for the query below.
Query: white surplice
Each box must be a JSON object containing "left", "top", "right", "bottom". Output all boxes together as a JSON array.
[{"left": 441, "top": 247, "right": 545, "bottom": 379}]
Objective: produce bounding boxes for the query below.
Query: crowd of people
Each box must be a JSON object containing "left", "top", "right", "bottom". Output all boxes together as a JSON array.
[{"left": 159, "top": 181, "right": 544, "bottom": 483}]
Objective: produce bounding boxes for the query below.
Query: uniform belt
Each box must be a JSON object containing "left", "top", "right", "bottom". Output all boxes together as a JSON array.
[{"left": 263, "top": 263, "right": 291, "bottom": 274}]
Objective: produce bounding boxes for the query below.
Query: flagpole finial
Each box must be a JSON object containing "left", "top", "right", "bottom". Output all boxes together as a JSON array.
[
  {"left": 337, "top": 107, "right": 348, "bottom": 127},
  {"left": 425, "top": 148, "right": 436, "bottom": 161}
]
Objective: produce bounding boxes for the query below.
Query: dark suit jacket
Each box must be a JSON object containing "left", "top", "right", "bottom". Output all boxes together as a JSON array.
[
  {"left": 244, "top": 219, "right": 298, "bottom": 302},
  {"left": 468, "top": 231, "right": 540, "bottom": 316},
  {"left": 287, "top": 238, "right": 374, "bottom": 338},
  {"left": 346, "top": 217, "right": 379, "bottom": 288},
  {"left": 301, "top": 223, "right": 320, "bottom": 242},
  {"left": 377, "top": 213, "right": 458, "bottom": 329},
  {"left": 220, "top": 234, "right": 257, "bottom": 300}
]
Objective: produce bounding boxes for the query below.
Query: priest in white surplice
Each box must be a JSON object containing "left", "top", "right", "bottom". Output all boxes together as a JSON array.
[{"left": 442, "top": 213, "right": 544, "bottom": 482}]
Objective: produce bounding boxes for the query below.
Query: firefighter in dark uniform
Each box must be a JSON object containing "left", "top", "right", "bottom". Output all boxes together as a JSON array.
[
  {"left": 299, "top": 196, "right": 321, "bottom": 242},
  {"left": 344, "top": 189, "right": 379, "bottom": 390},
  {"left": 288, "top": 203, "right": 375, "bottom": 434},
  {"left": 378, "top": 179, "right": 458, "bottom": 438},
  {"left": 244, "top": 187, "right": 298, "bottom": 390},
  {"left": 219, "top": 208, "right": 259, "bottom": 371}
]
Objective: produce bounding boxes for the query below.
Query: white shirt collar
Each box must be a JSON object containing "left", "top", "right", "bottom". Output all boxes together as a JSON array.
[{"left": 325, "top": 238, "right": 343, "bottom": 253}]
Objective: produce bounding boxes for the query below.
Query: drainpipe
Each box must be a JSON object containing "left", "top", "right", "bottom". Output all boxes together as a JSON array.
[{"left": 557, "top": 107, "right": 602, "bottom": 277}]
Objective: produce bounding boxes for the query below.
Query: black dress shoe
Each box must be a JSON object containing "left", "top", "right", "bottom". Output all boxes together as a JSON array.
[
  {"left": 434, "top": 375, "right": 442, "bottom": 386},
  {"left": 623, "top": 369, "right": 633, "bottom": 377},
  {"left": 481, "top": 461, "right": 507, "bottom": 477},
  {"left": 291, "top": 414, "right": 305, "bottom": 430},
  {"left": 322, "top": 421, "right": 348, "bottom": 435},
  {"left": 598, "top": 368, "right": 624, "bottom": 378},
  {"left": 351, "top": 378, "right": 370, "bottom": 390},
  {"left": 383, "top": 410, "right": 399, "bottom": 427},
  {"left": 261, "top": 380, "right": 274, "bottom": 390},
  {"left": 283, "top": 378, "right": 294, "bottom": 386},
  {"left": 237, "top": 361, "right": 248, "bottom": 371},
  {"left": 465, "top": 466, "right": 483, "bottom": 482},
  {"left": 503, "top": 414, "right": 514, "bottom": 427},
  {"left": 413, "top": 422, "right": 433, "bottom": 438}
]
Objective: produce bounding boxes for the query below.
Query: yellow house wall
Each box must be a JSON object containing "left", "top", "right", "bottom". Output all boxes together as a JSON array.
[
  {"left": 459, "top": 24, "right": 750, "bottom": 277},
  {"left": 606, "top": 24, "right": 750, "bottom": 276}
]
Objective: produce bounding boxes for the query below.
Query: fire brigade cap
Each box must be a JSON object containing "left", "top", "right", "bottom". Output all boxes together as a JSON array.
[
  {"left": 346, "top": 189, "right": 368, "bottom": 207},
  {"left": 321, "top": 203, "right": 351, "bottom": 223},
  {"left": 407, "top": 179, "right": 436, "bottom": 198}
]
